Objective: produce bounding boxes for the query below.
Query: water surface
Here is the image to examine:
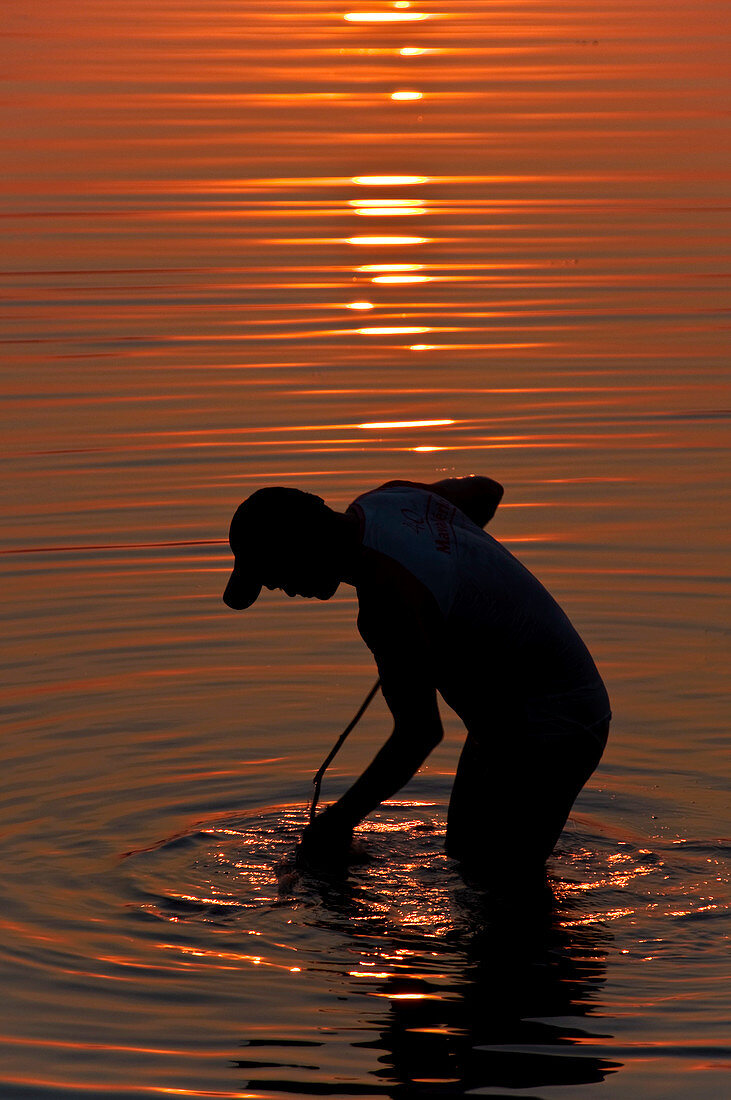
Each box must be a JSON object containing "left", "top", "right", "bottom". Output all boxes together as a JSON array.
[{"left": 1, "top": 1, "right": 729, "bottom": 1096}]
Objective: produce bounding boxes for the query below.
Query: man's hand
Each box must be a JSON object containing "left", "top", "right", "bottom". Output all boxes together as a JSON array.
[{"left": 296, "top": 805, "right": 353, "bottom": 870}]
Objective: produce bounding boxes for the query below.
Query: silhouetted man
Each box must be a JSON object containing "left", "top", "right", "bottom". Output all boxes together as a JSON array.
[{"left": 223, "top": 477, "right": 610, "bottom": 877}]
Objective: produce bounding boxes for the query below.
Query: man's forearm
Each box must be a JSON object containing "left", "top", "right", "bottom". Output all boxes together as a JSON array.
[{"left": 330, "top": 723, "right": 442, "bottom": 828}]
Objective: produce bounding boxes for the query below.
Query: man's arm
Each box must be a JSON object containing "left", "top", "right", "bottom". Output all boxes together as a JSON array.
[
  {"left": 298, "top": 567, "right": 442, "bottom": 859},
  {"left": 427, "top": 475, "right": 503, "bottom": 528},
  {"left": 328, "top": 647, "right": 442, "bottom": 830}
]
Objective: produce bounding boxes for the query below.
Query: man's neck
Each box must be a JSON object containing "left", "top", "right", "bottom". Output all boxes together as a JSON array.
[{"left": 336, "top": 510, "right": 363, "bottom": 587}]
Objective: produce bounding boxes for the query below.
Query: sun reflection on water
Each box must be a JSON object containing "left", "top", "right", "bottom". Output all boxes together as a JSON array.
[
  {"left": 355, "top": 324, "right": 431, "bottom": 335},
  {"left": 358, "top": 418, "right": 455, "bottom": 429},
  {"left": 121, "top": 800, "right": 690, "bottom": 950},
  {"left": 349, "top": 198, "right": 426, "bottom": 216},
  {"left": 352, "top": 174, "right": 429, "bottom": 186},
  {"left": 344, "top": 11, "right": 431, "bottom": 23},
  {"left": 103, "top": 783, "right": 731, "bottom": 1097},
  {"left": 356, "top": 263, "right": 424, "bottom": 271},
  {"left": 346, "top": 235, "right": 429, "bottom": 245},
  {"left": 372, "top": 273, "right": 432, "bottom": 282}
]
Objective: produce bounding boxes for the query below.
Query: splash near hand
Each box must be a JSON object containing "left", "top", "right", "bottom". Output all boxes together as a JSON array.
[{"left": 296, "top": 807, "right": 353, "bottom": 870}]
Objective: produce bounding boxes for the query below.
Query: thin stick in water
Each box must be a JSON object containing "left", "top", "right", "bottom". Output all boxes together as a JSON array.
[{"left": 308, "top": 679, "right": 381, "bottom": 823}]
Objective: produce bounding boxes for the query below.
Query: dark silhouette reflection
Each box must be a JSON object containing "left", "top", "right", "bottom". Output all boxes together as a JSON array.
[
  {"left": 358, "top": 885, "right": 620, "bottom": 1096},
  {"left": 237, "top": 867, "right": 621, "bottom": 1097}
]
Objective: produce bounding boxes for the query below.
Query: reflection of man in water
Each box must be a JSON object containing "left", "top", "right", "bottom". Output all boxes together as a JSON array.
[{"left": 223, "top": 477, "right": 610, "bottom": 877}]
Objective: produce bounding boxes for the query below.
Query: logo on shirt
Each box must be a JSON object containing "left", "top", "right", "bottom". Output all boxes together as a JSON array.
[
  {"left": 432, "top": 497, "right": 453, "bottom": 555},
  {"left": 401, "top": 499, "right": 453, "bottom": 554},
  {"left": 401, "top": 507, "right": 426, "bottom": 536}
]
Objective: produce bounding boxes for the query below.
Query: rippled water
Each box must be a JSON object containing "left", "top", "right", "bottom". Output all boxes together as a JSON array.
[{"left": 2, "top": 1, "right": 729, "bottom": 1096}]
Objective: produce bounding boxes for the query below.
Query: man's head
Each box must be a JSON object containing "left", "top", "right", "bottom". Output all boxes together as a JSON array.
[{"left": 223, "top": 487, "right": 355, "bottom": 610}]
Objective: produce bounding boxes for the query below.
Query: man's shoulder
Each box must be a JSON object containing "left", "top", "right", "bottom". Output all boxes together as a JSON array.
[
  {"left": 350, "top": 475, "right": 503, "bottom": 531},
  {"left": 348, "top": 479, "right": 430, "bottom": 512}
]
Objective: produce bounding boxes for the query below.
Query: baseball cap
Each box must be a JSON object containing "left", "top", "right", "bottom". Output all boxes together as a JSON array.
[{"left": 222, "top": 487, "right": 327, "bottom": 610}]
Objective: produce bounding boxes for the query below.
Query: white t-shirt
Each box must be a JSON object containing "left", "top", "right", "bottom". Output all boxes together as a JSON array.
[{"left": 349, "top": 482, "right": 609, "bottom": 735}]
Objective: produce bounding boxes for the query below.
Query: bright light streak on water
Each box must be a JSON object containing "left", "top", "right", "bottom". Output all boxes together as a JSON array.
[
  {"left": 352, "top": 175, "right": 430, "bottom": 186},
  {"left": 344, "top": 11, "right": 431, "bottom": 23},
  {"left": 347, "top": 235, "right": 429, "bottom": 245}
]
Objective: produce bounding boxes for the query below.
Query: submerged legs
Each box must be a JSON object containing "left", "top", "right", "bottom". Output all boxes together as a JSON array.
[{"left": 446, "top": 717, "right": 609, "bottom": 878}]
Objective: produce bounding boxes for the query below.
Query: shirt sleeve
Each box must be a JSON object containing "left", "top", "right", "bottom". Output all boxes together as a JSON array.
[{"left": 426, "top": 475, "right": 504, "bottom": 528}]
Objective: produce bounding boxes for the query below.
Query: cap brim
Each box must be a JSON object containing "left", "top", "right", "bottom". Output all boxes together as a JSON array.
[{"left": 223, "top": 567, "right": 262, "bottom": 610}]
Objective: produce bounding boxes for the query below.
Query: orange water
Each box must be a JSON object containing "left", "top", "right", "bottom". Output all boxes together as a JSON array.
[{"left": 1, "top": 1, "right": 729, "bottom": 1096}]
